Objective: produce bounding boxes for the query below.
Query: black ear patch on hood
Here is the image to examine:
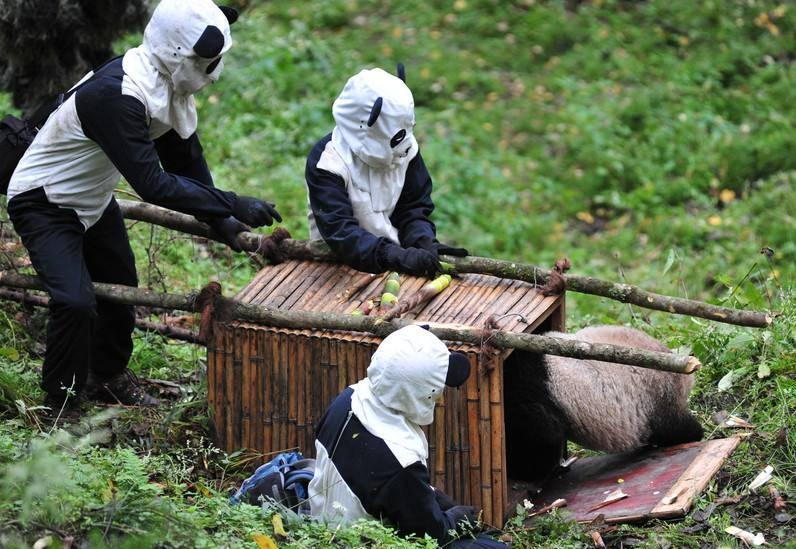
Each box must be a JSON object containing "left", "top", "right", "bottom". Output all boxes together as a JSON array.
[
  {"left": 397, "top": 62, "right": 406, "bottom": 82},
  {"left": 367, "top": 97, "right": 383, "bottom": 127},
  {"left": 219, "top": 6, "right": 239, "bottom": 24},
  {"left": 193, "top": 25, "right": 225, "bottom": 59}
]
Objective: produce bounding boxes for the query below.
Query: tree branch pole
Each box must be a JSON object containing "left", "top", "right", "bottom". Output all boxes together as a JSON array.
[
  {"left": 0, "top": 271, "right": 700, "bottom": 374},
  {"left": 116, "top": 199, "right": 771, "bottom": 328},
  {"left": 0, "top": 288, "right": 201, "bottom": 344}
]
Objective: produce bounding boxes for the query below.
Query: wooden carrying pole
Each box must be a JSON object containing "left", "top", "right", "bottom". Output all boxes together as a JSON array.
[
  {"left": 115, "top": 200, "right": 773, "bottom": 329},
  {"left": 0, "top": 287, "right": 201, "bottom": 343},
  {"left": 0, "top": 271, "right": 700, "bottom": 374}
]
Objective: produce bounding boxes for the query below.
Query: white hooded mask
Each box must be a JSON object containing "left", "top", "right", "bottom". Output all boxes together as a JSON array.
[
  {"left": 121, "top": 0, "right": 234, "bottom": 138},
  {"left": 311, "top": 68, "right": 419, "bottom": 243},
  {"left": 349, "top": 325, "right": 451, "bottom": 467}
]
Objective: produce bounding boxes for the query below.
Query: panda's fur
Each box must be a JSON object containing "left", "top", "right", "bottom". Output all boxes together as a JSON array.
[{"left": 503, "top": 325, "right": 704, "bottom": 482}]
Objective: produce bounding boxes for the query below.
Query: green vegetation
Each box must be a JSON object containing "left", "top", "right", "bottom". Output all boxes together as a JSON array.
[{"left": 0, "top": 0, "right": 793, "bottom": 546}]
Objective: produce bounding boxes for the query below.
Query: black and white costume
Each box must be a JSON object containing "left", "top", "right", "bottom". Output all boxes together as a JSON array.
[
  {"left": 305, "top": 68, "right": 466, "bottom": 276},
  {"left": 309, "top": 326, "right": 505, "bottom": 548},
  {"left": 7, "top": 0, "right": 278, "bottom": 399}
]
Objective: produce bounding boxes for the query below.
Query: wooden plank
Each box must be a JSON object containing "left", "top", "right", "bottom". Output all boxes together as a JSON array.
[
  {"left": 289, "top": 264, "right": 339, "bottom": 311},
  {"left": 270, "top": 331, "right": 281, "bottom": 453},
  {"left": 235, "top": 264, "right": 279, "bottom": 302},
  {"left": 433, "top": 388, "right": 446, "bottom": 491},
  {"left": 424, "top": 274, "right": 486, "bottom": 322},
  {"left": 287, "top": 333, "right": 298, "bottom": 451},
  {"left": 244, "top": 260, "right": 302, "bottom": 306},
  {"left": 278, "top": 260, "right": 329, "bottom": 310},
  {"left": 479, "top": 354, "right": 493, "bottom": 522},
  {"left": 489, "top": 354, "right": 505, "bottom": 527},
  {"left": 466, "top": 353, "right": 482, "bottom": 511},
  {"left": 547, "top": 294, "right": 566, "bottom": 332},
  {"left": 241, "top": 328, "right": 252, "bottom": 451},
  {"left": 262, "top": 329, "right": 275, "bottom": 454},
  {"left": 469, "top": 280, "right": 528, "bottom": 329},
  {"left": 526, "top": 438, "right": 741, "bottom": 524},
  {"left": 224, "top": 327, "right": 235, "bottom": 453},
  {"left": 650, "top": 437, "right": 741, "bottom": 518},
  {"left": 251, "top": 328, "right": 264, "bottom": 455},
  {"left": 279, "top": 332, "right": 290, "bottom": 451},
  {"left": 302, "top": 266, "right": 364, "bottom": 315}
]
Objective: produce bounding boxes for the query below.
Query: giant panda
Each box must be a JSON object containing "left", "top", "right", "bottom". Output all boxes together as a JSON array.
[{"left": 503, "top": 325, "right": 704, "bottom": 483}]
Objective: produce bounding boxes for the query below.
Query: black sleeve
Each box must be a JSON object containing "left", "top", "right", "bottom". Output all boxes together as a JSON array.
[
  {"left": 154, "top": 130, "right": 213, "bottom": 188},
  {"left": 305, "top": 140, "right": 391, "bottom": 273},
  {"left": 390, "top": 151, "right": 437, "bottom": 249},
  {"left": 370, "top": 462, "right": 462, "bottom": 545},
  {"left": 76, "top": 90, "right": 237, "bottom": 219}
]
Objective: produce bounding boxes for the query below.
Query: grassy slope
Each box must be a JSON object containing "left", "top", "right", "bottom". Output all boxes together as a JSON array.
[{"left": 0, "top": 0, "right": 794, "bottom": 546}]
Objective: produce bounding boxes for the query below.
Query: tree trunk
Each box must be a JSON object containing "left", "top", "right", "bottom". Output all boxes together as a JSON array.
[
  {"left": 116, "top": 199, "right": 771, "bottom": 328},
  {"left": 0, "top": 271, "right": 700, "bottom": 374}
]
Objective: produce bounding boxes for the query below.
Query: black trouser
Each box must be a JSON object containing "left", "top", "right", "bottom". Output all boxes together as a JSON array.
[{"left": 8, "top": 187, "right": 137, "bottom": 398}]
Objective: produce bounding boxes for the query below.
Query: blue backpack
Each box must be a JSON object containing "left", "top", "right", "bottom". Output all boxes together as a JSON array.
[{"left": 230, "top": 451, "right": 315, "bottom": 514}]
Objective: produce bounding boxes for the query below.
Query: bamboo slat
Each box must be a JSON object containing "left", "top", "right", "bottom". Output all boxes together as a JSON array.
[{"left": 241, "top": 328, "right": 252, "bottom": 453}]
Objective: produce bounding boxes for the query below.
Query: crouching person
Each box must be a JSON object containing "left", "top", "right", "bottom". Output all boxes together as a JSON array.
[
  {"left": 308, "top": 325, "right": 506, "bottom": 548},
  {"left": 305, "top": 67, "right": 468, "bottom": 278},
  {"left": 6, "top": 0, "right": 281, "bottom": 411}
]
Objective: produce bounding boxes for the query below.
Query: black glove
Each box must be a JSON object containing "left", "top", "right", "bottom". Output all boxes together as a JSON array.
[
  {"left": 433, "top": 487, "right": 457, "bottom": 511},
  {"left": 383, "top": 244, "right": 441, "bottom": 278},
  {"left": 435, "top": 242, "right": 469, "bottom": 257},
  {"left": 232, "top": 196, "right": 282, "bottom": 228},
  {"left": 209, "top": 216, "right": 249, "bottom": 252},
  {"left": 446, "top": 505, "right": 477, "bottom": 529},
  {"left": 415, "top": 237, "right": 469, "bottom": 258}
]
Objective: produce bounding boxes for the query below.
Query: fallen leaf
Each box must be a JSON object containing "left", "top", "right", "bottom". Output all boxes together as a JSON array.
[
  {"left": 33, "top": 536, "right": 53, "bottom": 549},
  {"left": 718, "top": 370, "right": 736, "bottom": 392},
  {"left": 719, "top": 189, "right": 736, "bottom": 204},
  {"left": 725, "top": 526, "right": 766, "bottom": 546},
  {"left": 272, "top": 513, "right": 288, "bottom": 537},
  {"left": 252, "top": 534, "right": 278, "bottom": 549},
  {"left": 748, "top": 465, "right": 773, "bottom": 492}
]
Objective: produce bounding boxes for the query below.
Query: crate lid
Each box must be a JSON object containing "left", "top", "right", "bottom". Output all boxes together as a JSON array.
[{"left": 233, "top": 259, "right": 562, "bottom": 352}]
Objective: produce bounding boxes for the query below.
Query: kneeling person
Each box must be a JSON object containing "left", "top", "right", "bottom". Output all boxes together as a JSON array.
[
  {"left": 309, "top": 325, "right": 505, "bottom": 548},
  {"left": 305, "top": 67, "right": 467, "bottom": 277}
]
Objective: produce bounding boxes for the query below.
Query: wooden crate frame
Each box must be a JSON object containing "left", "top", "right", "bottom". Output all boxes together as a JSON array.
[{"left": 207, "top": 261, "right": 565, "bottom": 525}]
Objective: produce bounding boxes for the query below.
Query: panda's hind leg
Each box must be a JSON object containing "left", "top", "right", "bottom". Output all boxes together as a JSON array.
[
  {"left": 503, "top": 351, "right": 568, "bottom": 483},
  {"left": 647, "top": 409, "right": 704, "bottom": 447}
]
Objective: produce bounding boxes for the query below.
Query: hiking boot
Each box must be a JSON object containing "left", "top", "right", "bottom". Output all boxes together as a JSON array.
[
  {"left": 85, "top": 370, "right": 160, "bottom": 407},
  {"left": 41, "top": 393, "right": 85, "bottom": 422}
]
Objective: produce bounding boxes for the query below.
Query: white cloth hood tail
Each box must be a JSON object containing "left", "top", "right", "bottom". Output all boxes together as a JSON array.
[
  {"left": 350, "top": 326, "right": 451, "bottom": 467},
  {"left": 122, "top": 0, "right": 233, "bottom": 138},
  {"left": 330, "top": 68, "right": 419, "bottom": 216}
]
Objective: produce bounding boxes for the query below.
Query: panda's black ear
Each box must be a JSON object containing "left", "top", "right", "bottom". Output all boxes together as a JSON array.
[
  {"left": 396, "top": 62, "right": 406, "bottom": 83},
  {"left": 194, "top": 25, "right": 225, "bottom": 58},
  {"left": 219, "top": 6, "right": 239, "bottom": 24},
  {"left": 367, "top": 97, "right": 383, "bottom": 127}
]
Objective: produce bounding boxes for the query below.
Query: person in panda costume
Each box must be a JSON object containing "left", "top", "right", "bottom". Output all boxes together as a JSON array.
[
  {"left": 304, "top": 66, "right": 468, "bottom": 277},
  {"left": 308, "top": 325, "right": 506, "bottom": 548},
  {"left": 6, "top": 0, "right": 281, "bottom": 410}
]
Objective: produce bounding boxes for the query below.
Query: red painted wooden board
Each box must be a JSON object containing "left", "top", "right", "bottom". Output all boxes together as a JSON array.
[{"left": 526, "top": 438, "right": 740, "bottom": 523}]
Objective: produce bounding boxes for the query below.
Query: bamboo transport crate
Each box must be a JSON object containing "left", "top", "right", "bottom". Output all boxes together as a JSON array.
[{"left": 207, "top": 259, "right": 565, "bottom": 525}]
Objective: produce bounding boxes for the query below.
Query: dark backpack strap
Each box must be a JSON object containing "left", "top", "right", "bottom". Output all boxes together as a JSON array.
[{"left": 26, "top": 55, "right": 123, "bottom": 129}]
